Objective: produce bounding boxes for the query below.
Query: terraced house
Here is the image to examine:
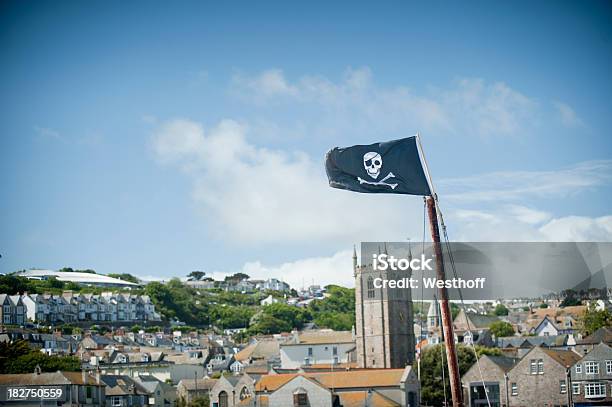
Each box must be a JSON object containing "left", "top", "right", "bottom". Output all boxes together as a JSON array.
[
  {"left": 15, "top": 292, "right": 161, "bottom": 324},
  {"left": 506, "top": 346, "right": 581, "bottom": 407},
  {"left": 570, "top": 343, "right": 612, "bottom": 406},
  {"left": 0, "top": 294, "right": 26, "bottom": 325}
]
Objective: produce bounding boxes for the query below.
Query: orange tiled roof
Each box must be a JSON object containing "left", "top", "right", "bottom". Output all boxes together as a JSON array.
[
  {"left": 255, "top": 368, "right": 406, "bottom": 392},
  {"left": 285, "top": 330, "right": 354, "bottom": 345},
  {"left": 339, "top": 391, "right": 400, "bottom": 407}
]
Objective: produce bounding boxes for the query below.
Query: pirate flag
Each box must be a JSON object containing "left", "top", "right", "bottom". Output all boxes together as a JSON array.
[{"left": 325, "top": 136, "right": 431, "bottom": 196}]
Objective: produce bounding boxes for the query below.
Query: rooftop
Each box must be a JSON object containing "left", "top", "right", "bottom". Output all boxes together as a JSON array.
[{"left": 15, "top": 269, "right": 139, "bottom": 287}]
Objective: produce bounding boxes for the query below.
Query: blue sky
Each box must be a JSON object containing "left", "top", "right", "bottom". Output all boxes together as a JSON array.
[{"left": 1, "top": 1, "right": 611, "bottom": 287}]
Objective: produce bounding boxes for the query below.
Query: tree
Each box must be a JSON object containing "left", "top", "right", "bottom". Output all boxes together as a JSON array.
[
  {"left": 248, "top": 313, "right": 292, "bottom": 334},
  {"left": 0, "top": 340, "right": 80, "bottom": 374},
  {"left": 539, "top": 303, "right": 549, "bottom": 309},
  {"left": 224, "top": 273, "right": 249, "bottom": 282},
  {"left": 108, "top": 273, "right": 140, "bottom": 284},
  {"left": 190, "top": 396, "right": 210, "bottom": 407},
  {"left": 489, "top": 320, "right": 515, "bottom": 337},
  {"left": 310, "top": 285, "right": 355, "bottom": 331},
  {"left": 187, "top": 271, "right": 206, "bottom": 281},
  {"left": 579, "top": 303, "right": 612, "bottom": 336},
  {"left": 494, "top": 304, "right": 509, "bottom": 316},
  {"left": 420, "top": 344, "right": 501, "bottom": 406}
]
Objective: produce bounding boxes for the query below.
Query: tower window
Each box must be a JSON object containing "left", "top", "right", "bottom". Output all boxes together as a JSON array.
[{"left": 367, "top": 276, "right": 375, "bottom": 298}]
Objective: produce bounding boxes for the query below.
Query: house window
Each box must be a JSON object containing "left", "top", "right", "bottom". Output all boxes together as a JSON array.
[
  {"left": 606, "top": 360, "right": 612, "bottom": 374},
  {"left": 307, "top": 347, "right": 313, "bottom": 357},
  {"left": 537, "top": 359, "right": 544, "bottom": 374},
  {"left": 511, "top": 383, "right": 517, "bottom": 396},
  {"left": 560, "top": 380, "right": 567, "bottom": 394},
  {"left": 530, "top": 359, "right": 537, "bottom": 375},
  {"left": 239, "top": 387, "right": 251, "bottom": 400},
  {"left": 585, "top": 361, "right": 600, "bottom": 374},
  {"left": 304, "top": 358, "right": 310, "bottom": 366},
  {"left": 333, "top": 356, "right": 339, "bottom": 365},
  {"left": 3, "top": 305, "right": 10, "bottom": 313},
  {"left": 86, "top": 386, "right": 93, "bottom": 399},
  {"left": 584, "top": 382, "right": 606, "bottom": 398},
  {"left": 3, "top": 315, "right": 10, "bottom": 324},
  {"left": 112, "top": 397, "right": 122, "bottom": 406},
  {"left": 367, "top": 277, "right": 375, "bottom": 299},
  {"left": 293, "top": 392, "right": 308, "bottom": 407},
  {"left": 572, "top": 383, "right": 580, "bottom": 395},
  {"left": 576, "top": 364, "right": 582, "bottom": 374},
  {"left": 332, "top": 346, "right": 338, "bottom": 356}
]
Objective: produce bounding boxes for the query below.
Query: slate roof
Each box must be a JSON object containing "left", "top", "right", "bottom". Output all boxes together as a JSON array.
[
  {"left": 235, "top": 340, "right": 279, "bottom": 362},
  {"left": 178, "top": 378, "right": 218, "bottom": 391},
  {"left": 0, "top": 371, "right": 101, "bottom": 386},
  {"left": 486, "top": 355, "right": 520, "bottom": 372},
  {"left": 541, "top": 348, "right": 582, "bottom": 367},
  {"left": 578, "top": 327, "right": 612, "bottom": 345}
]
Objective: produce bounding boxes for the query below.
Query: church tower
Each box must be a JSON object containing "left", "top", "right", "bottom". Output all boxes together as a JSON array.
[{"left": 354, "top": 244, "right": 415, "bottom": 368}]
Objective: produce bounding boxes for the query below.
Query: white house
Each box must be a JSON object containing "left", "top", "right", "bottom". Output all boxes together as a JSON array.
[{"left": 280, "top": 330, "right": 355, "bottom": 369}]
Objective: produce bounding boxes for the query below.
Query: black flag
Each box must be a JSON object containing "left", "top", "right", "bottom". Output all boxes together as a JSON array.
[{"left": 325, "top": 136, "right": 431, "bottom": 196}]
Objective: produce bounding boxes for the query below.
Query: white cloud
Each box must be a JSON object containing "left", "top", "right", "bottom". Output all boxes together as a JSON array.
[
  {"left": 231, "top": 68, "right": 537, "bottom": 138},
  {"left": 440, "top": 160, "right": 612, "bottom": 202},
  {"left": 554, "top": 101, "right": 583, "bottom": 127},
  {"left": 540, "top": 215, "right": 612, "bottom": 241},
  {"left": 237, "top": 249, "right": 355, "bottom": 289},
  {"left": 151, "top": 118, "right": 612, "bottom": 246},
  {"left": 448, "top": 206, "right": 612, "bottom": 242},
  {"left": 151, "top": 118, "right": 423, "bottom": 244},
  {"left": 506, "top": 205, "right": 552, "bottom": 225}
]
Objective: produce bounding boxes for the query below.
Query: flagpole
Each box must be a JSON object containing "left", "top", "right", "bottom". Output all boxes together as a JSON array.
[
  {"left": 417, "top": 133, "right": 463, "bottom": 407},
  {"left": 426, "top": 196, "right": 463, "bottom": 407}
]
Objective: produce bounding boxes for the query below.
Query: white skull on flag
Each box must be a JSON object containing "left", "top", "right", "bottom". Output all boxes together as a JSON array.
[{"left": 363, "top": 151, "right": 382, "bottom": 179}]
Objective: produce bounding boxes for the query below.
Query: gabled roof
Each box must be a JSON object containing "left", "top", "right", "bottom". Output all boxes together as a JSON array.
[
  {"left": 235, "top": 340, "right": 279, "bottom": 362},
  {"left": 178, "top": 378, "right": 218, "bottom": 391},
  {"left": 0, "top": 371, "right": 101, "bottom": 386},
  {"left": 540, "top": 348, "right": 582, "bottom": 367},
  {"left": 283, "top": 330, "right": 354, "bottom": 346},
  {"left": 255, "top": 368, "right": 407, "bottom": 392},
  {"left": 100, "top": 375, "right": 149, "bottom": 396},
  {"left": 578, "top": 327, "right": 612, "bottom": 345},
  {"left": 339, "top": 390, "right": 400, "bottom": 407},
  {"left": 485, "top": 355, "right": 520, "bottom": 373}
]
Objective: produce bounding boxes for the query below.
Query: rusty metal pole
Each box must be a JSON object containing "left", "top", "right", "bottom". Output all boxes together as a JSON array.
[{"left": 426, "top": 196, "right": 464, "bottom": 407}]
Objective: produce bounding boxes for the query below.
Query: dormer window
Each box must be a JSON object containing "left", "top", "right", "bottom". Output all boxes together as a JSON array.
[{"left": 142, "top": 354, "right": 150, "bottom": 362}]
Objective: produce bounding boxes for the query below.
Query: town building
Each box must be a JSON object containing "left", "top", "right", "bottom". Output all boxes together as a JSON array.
[
  {"left": 279, "top": 330, "right": 355, "bottom": 369},
  {"left": 461, "top": 354, "right": 519, "bottom": 407},
  {"left": 253, "top": 366, "right": 420, "bottom": 407},
  {"left": 176, "top": 377, "right": 218, "bottom": 405},
  {"left": 0, "top": 370, "right": 105, "bottom": 406},
  {"left": 575, "top": 327, "right": 612, "bottom": 355},
  {"left": 14, "top": 292, "right": 161, "bottom": 325},
  {"left": 570, "top": 342, "right": 612, "bottom": 406},
  {"left": 0, "top": 294, "right": 26, "bottom": 326},
  {"left": 14, "top": 270, "right": 140, "bottom": 288},
  {"left": 209, "top": 374, "right": 255, "bottom": 407},
  {"left": 506, "top": 346, "right": 581, "bottom": 407},
  {"left": 354, "top": 246, "right": 415, "bottom": 369},
  {"left": 99, "top": 375, "right": 149, "bottom": 407}
]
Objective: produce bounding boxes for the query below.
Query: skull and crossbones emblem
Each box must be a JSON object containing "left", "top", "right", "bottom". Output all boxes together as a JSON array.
[{"left": 357, "top": 151, "right": 398, "bottom": 189}]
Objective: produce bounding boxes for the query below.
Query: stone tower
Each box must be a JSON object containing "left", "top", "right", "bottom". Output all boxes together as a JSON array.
[{"left": 354, "top": 244, "right": 415, "bottom": 369}]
